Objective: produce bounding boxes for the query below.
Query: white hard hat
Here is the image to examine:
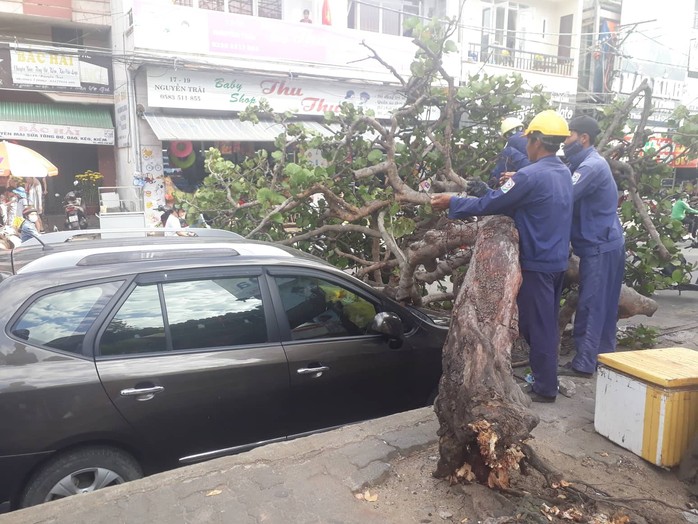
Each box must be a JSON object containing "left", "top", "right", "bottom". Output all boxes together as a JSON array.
[{"left": 500, "top": 117, "right": 524, "bottom": 136}]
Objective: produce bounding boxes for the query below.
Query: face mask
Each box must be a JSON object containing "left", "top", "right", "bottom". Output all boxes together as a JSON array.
[
  {"left": 27, "top": 214, "right": 38, "bottom": 223},
  {"left": 563, "top": 140, "right": 584, "bottom": 158}
]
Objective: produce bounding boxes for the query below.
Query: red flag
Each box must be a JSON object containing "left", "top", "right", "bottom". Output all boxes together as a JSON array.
[{"left": 322, "top": 0, "right": 331, "bottom": 25}]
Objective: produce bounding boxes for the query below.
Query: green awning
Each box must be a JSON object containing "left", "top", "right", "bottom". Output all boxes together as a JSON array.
[
  {"left": 0, "top": 102, "right": 113, "bottom": 129},
  {"left": 0, "top": 102, "right": 114, "bottom": 145}
]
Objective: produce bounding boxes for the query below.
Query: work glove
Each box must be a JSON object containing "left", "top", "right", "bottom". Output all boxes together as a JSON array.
[{"left": 466, "top": 179, "right": 489, "bottom": 198}]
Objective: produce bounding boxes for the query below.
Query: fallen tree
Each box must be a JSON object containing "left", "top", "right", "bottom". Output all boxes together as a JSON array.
[{"left": 177, "top": 10, "right": 698, "bottom": 495}]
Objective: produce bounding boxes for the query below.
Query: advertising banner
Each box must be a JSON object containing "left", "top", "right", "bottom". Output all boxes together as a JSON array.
[
  {"left": 131, "top": 1, "right": 436, "bottom": 81},
  {"left": 0, "top": 120, "right": 115, "bottom": 145},
  {"left": 146, "top": 68, "right": 406, "bottom": 119},
  {"left": 630, "top": 135, "right": 698, "bottom": 169}
]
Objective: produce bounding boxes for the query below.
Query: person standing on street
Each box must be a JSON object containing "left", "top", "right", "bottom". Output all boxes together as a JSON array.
[
  {"left": 559, "top": 115, "right": 625, "bottom": 379},
  {"left": 488, "top": 117, "right": 530, "bottom": 188},
  {"left": 431, "top": 110, "right": 573, "bottom": 403}
]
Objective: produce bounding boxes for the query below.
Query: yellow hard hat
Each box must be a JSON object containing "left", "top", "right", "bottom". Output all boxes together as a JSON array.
[
  {"left": 500, "top": 117, "right": 523, "bottom": 136},
  {"left": 524, "top": 110, "right": 570, "bottom": 137}
]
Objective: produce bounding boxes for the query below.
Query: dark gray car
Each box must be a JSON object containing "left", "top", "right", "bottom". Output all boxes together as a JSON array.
[{"left": 0, "top": 234, "right": 446, "bottom": 510}]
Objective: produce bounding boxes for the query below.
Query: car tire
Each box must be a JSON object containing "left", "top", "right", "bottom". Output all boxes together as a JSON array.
[{"left": 20, "top": 446, "right": 142, "bottom": 508}]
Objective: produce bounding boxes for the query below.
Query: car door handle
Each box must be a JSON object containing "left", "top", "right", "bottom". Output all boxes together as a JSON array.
[
  {"left": 120, "top": 386, "right": 164, "bottom": 401},
  {"left": 297, "top": 365, "right": 330, "bottom": 377}
]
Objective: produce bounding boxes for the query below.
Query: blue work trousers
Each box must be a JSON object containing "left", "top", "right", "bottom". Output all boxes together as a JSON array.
[
  {"left": 518, "top": 270, "right": 565, "bottom": 398},
  {"left": 572, "top": 245, "right": 625, "bottom": 373}
]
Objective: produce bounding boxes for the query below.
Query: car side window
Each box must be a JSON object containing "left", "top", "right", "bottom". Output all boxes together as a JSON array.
[
  {"left": 100, "top": 285, "right": 166, "bottom": 356},
  {"left": 11, "top": 281, "right": 123, "bottom": 355},
  {"left": 274, "top": 276, "right": 378, "bottom": 341},
  {"left": 162, "top": 277, "right": 267, "bottom": 350},
  {"left": 99, "top": 276, "right": 267, "bottom": 356}
]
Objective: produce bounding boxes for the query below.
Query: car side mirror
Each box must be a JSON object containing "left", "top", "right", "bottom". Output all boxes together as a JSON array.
[{"left": 369, "top": 312, "right": 404, "bottom": 340}]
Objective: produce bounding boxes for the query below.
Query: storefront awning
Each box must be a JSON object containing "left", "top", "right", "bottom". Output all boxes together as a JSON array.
[
  {"left": 144, "top": 113, "right": 332, "bottom": 142},
  {"left": 0, "top": 101, "right": 114, "bottom": 145}
]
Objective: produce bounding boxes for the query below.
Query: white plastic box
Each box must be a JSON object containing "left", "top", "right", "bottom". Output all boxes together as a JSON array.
[{"left": 594, "top": 347, "right": 698, "bottom": 467}]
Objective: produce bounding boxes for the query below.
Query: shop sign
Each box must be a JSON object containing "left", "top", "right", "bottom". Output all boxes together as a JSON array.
[
  {"left": 146, "top": 68, "right": 406, "bottom": 119},
  {"left": 115, "top": 85, "right": 131, "bottom": 147},
  {"left": 0, "top": 121, "right": 115, "bottom": 145},
  {"left": 0, "top": 45, "right": 113, "bottom": 94},
  {"left": 10, "top": 49, "right": 80, "bottom": 87},
  {"left": 645, "top": 136, "right": 698, "bottom": 168}
]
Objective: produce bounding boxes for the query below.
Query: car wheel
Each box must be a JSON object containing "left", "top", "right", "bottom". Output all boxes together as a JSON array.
[{"left": 20, "top": 446, "right": 142, "bottom": 508}]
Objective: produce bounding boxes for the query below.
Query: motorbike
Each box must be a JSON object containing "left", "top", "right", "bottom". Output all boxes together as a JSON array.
[
  {"left": 0, "top": 225, "right": 21, "bottom": 250},
  {"left": 62, "top": 190, "right": 88, "bottom": 230}
]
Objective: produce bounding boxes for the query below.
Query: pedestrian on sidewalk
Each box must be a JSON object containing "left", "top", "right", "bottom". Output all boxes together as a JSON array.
[
  {"left": 431, "top": 110, "right": 573, "bottom": 403},
  {"left": 560, "top": 115, "right": 625, "bottom": 379}
]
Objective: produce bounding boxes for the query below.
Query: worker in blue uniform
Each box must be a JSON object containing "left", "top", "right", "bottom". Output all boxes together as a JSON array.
[
  {"left": 488, "top": 117, "right": 530, "bottom": 188},
  {"left": 431, "top": 110, "right": 573, "bottom": 403},
  {"left": 559, "top": 115, "right": 625, "bottom": 379}
]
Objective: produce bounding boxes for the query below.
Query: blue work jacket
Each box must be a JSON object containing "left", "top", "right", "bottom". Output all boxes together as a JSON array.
[
  {"left": 566, "top": 146, "right": 624, "bottom": 257},
  {"left": 449, "top": 154, "right": 573, "bottom": 273},
  {"left": 490, "top": 131, "right": 530, "bottom": 181}
]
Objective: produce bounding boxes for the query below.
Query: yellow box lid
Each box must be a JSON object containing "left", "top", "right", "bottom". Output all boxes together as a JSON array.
[{"left": 598, "top": 347, "right": 698, "bottom": 388}]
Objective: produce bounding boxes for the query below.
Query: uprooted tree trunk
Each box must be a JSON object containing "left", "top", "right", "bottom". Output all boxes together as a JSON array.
[{"left": 433, "top": 216, "right": 537, "bottom": 487}]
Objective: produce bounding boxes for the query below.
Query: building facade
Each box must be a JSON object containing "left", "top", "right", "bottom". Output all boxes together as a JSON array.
[
  {"left": 111, "top": 0, "right": 583, "bottom": 224},
  {"left": 0, "top": 0, "right": 116, "bottom": 214}
]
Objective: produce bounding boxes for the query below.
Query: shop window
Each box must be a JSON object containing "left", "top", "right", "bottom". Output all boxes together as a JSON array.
[
  {"left": 228, "top": 0, "right": 254, "bottom": 15},
  {"left": 223, "top": 0, "right": 280, "bottom": 19},
  {"left": 199, "top": 0, "right": 224, "bottom": 10},
  {"left": 258, "top": 0, "right": 281, "bottom": 19},
  {"left": 347, "top": 1, "right": 423, "bottom": 36}
]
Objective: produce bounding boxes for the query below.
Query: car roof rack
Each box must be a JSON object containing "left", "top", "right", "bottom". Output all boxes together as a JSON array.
[
  {"left": 19, "top": 228, "right": 244, "bottom": 246},
  {"left": 76, "top": 247, "right": 240, "bottom": 267},
  {"left": 16, "top": 241, "right": 294, "bottom": 274}
]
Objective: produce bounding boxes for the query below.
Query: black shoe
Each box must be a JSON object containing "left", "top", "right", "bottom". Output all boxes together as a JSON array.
[
  {"left": 521, "top": 384, "right": 556, "bottom": 403},
  {"left": 558, "top": 362, "right": 593, "bottom": 379}
]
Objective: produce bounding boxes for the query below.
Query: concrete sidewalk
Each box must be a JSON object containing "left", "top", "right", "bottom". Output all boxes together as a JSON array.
[
  {"left": 4, "top": 248, "right": 698, "bottom": 523},
  {"left": 4, "top": 409, "right": 440, "bottom": 524}
]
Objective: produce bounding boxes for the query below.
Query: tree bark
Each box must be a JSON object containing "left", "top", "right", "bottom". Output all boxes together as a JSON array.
[{"left": 434, "top": 216, "right": 538, "bottom": 488}]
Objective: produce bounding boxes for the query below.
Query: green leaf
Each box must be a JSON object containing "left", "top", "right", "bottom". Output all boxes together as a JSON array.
[
  {"left": 284, "top": 163, "right": 302, "bottom": 176},
  {"left": 367, "top": 149, "right": 384, "bottom": 163},
  {"left": 391, "top": 217, "right": 415, "bottom": 239}
]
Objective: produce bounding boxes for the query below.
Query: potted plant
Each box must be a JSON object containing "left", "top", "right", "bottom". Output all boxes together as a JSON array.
[{"left": 74, "top": 170, "right": 103, "bottom": 215}]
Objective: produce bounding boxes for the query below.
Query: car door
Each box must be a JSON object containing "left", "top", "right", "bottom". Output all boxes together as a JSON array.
[
  {"left": 94, "top": 268, "right": 290, "bottom": 466},
  {"left": 266, "top": 269, "right": 414, "bottom": 436}
]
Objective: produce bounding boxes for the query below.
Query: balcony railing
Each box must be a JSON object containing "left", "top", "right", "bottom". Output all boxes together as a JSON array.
[{"left": 466, "top": 44, "right": 573, "bottom": 76}]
